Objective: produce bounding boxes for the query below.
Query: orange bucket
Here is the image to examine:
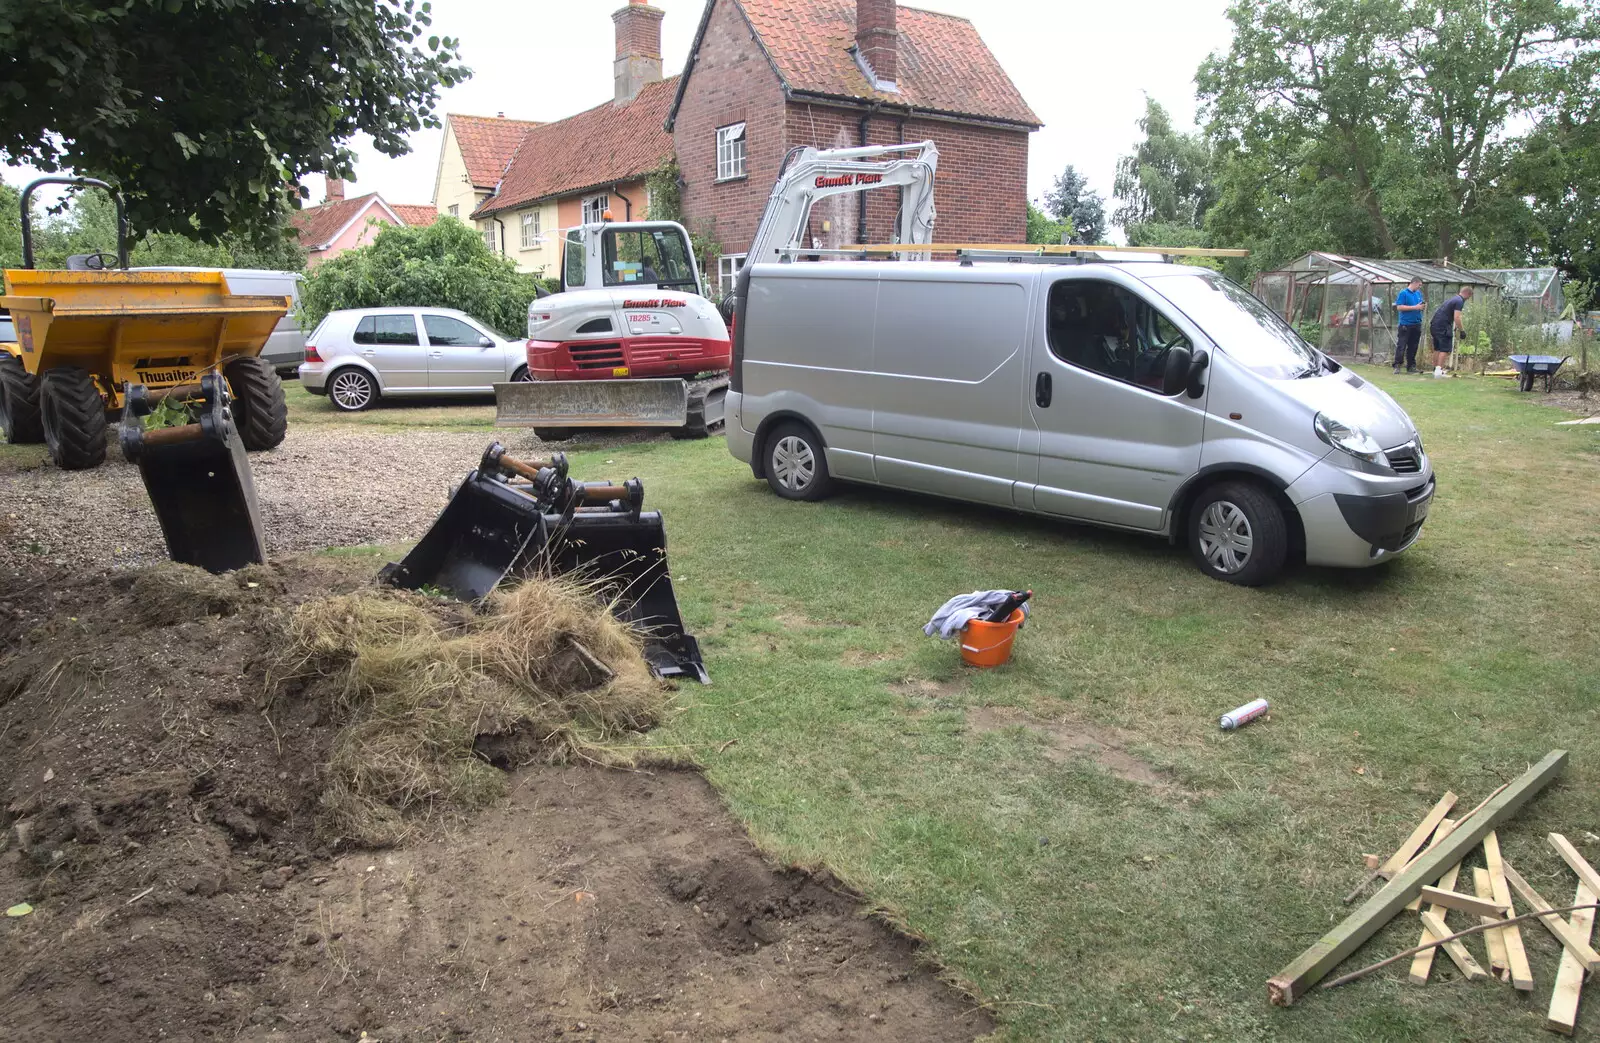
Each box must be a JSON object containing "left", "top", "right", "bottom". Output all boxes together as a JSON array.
[{"left": 959, "top": 609, "right": 1024, "bottom": 668}]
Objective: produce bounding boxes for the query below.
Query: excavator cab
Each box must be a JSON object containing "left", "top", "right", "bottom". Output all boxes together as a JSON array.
[{"left": 560, "top": 220, "right": 704, "bottom": 295}]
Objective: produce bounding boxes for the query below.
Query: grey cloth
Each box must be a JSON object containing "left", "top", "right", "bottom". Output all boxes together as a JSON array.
[{"left": 924, "top": 590, "right": 1030, "bottom": 640}]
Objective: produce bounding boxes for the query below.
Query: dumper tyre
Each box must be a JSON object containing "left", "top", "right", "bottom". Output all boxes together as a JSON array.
[
  {"left": 224, "top": 356, "right": 289, "bottom": 451},
  {"left": 0, "top": 354, "right": 44, "bottom": 445},
  {"left": 39, "top": 366, "right": 107, "bottom": 470},
  {"left": 764, "top": 421, "right": 833, "bottom": 501}
]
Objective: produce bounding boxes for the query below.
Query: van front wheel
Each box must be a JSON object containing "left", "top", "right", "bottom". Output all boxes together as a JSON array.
[
  {"left": 1188, "top": 481, "right": 1287, "bottom": 586},
  {"left": 764, "top": 422, "right": 833, "bottom": 501}
]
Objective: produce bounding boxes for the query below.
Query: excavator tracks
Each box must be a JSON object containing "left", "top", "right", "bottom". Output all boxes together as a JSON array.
[{"left": 673, "top": 374, "right": 730, "bottom": 440}]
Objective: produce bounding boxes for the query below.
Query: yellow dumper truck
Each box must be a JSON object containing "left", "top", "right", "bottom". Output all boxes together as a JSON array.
[{"left": 0, "top": 177, "right": 291, "bottom": 470}]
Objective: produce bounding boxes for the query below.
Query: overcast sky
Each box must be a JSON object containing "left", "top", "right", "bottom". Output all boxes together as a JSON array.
[
  {"left": 6, "top": 0, "right": 1239, "bottom": 226},
  {"left": 340, "top": 0, "right": 1236, "bottom": 221}
]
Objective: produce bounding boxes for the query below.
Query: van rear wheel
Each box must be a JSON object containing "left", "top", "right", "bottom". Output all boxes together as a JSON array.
[
  {"left": 1188, "top": 481, "right": 1287, "bottom": 586},
  {"left": 764, "top": 421, "right": 833, "bottom": 501}
]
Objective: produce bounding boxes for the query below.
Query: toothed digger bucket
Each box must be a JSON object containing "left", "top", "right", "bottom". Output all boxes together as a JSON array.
[
  {"left": 494, "top": 379, "right": 688, "bottom": 428},
  {"left": 119, "top": 374, "right": 266, "bottom": 573},
  {"left": 380, "top": 443, "right": 708, "bottom": 683}
]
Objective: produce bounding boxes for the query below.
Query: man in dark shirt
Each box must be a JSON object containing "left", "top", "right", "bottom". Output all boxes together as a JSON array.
[{"left": 1428, "top": 285, "right": 1473, "bottom": 378}]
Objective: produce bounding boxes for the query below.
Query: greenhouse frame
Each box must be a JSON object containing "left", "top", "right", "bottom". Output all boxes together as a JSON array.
[{"left": 1476, "top": 268, "right": 1566, "bottom": 323}]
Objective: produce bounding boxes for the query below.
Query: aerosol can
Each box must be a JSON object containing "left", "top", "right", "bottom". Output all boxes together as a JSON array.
[{"left": 1219, "top": 698, "right": 1270, "bottom": 731}]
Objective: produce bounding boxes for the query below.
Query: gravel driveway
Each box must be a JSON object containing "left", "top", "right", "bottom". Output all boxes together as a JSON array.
[{"left": 0, "top": 428, "right": 550, "bottom": 576}]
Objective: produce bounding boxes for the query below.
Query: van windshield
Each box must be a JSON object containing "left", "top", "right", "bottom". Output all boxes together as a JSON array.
[{"left": 1148, "top": 270, "right": 1320, "bottom": 380}]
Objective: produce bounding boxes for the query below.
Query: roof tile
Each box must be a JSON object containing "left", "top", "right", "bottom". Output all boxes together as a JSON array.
[
  {"left": 448, "top": 114, "right": 543, "bottom": 189},
  {"left": 475, "top": 77, "right": 679, "bottom": 218},
  {"left": 290, "top": 194, "right": 388, "bottom": 250},
  {"left": 734, "top": 0, "right": 1038, "bottom": 127},
  {"left": 391, "top": 204, "right": 441, "bottom": 227}
]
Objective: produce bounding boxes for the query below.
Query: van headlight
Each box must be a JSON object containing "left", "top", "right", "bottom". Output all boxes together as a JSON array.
[{"left": 1314, "top": 412, "right": 1390, "bottom": 467}]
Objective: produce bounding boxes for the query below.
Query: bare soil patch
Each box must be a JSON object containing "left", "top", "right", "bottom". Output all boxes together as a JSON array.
[
  {"left": 0, "top": 558, "right": 990, "bottom": 1041},
  {"left": 965, "top": 705, "right": 1168, "bottom": 787}
]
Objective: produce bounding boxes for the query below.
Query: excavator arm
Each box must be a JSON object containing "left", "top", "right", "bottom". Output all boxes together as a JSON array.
[{"left": 744, "top": 141, "right": 939, "bottom": 268}]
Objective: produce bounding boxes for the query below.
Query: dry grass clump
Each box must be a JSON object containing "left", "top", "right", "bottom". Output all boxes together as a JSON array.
[{"left": 281, "top": 577, "right": 670, "bottom": 846}]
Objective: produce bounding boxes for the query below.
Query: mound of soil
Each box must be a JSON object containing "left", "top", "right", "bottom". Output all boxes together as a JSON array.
[{"left": 0, "top": 559, "right": 991, "bottom": 1041}]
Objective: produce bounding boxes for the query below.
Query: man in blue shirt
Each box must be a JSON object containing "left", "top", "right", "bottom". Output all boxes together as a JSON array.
[
  {"left": 1392, "top": 277, "right": 1424, "bottom": 373},
  {"left": 1429, "top": 285, "right": 1474, "bottom": 378}
]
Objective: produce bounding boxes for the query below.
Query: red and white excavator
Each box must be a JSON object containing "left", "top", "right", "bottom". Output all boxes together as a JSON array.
[{"left": 494, "top": 140, "right": 939, "bottom": 439}]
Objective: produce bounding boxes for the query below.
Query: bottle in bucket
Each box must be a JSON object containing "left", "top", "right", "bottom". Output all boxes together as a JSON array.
[{"left": 1219, "top": 698, "right": 1269, "bottom": 731}]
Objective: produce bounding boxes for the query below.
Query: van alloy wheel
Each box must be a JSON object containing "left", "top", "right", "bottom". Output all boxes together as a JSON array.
[
  {"left": 1197, "top": 501, "right": 1253, "bottom": 574},
  {"left": 329, "top": 369, "right": 375, "bottom": 411},
  {"left": 772, "top": 435, "right": 815, "bottom": 492}
]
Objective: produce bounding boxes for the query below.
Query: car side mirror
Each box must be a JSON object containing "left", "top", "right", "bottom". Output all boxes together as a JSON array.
[
  {"left": 1161, "top": 346, "right": 1193, "bottom": 396},
  {"left": 478, "top": 336, "right": 494, "bottom": 348},
  {"left": 1186, "top": 348, "right": 1211, "bottom": 399}
]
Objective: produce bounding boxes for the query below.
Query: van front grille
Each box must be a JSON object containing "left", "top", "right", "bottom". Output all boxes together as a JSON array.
[
  {"left": 1386, "top": 443, "right": 1422, "bottom": 474},
  {"left": 569, "top": 342, "right": 625, "bottom": 370}
]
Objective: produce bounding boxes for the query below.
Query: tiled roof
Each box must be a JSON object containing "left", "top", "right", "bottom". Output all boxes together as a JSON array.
[
  {"left": 448, "top": 114, "right": 543, "bottom": 189},
  {"left": 391, "top": 204, "right": 440, "bottom": 227},
  {"left": 673, "top": 0, "right": 1038, "bottom": 128},
  {"left": 474, "top": 77, "right": 679, "bottom": 218},
  {"left": 290, "top": 193, "right": 390, "bottom": 251}
]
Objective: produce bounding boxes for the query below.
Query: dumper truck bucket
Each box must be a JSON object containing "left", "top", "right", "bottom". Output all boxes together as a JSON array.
[
  {"left": 119, "top": 374, "right": 266, "bottom": 573},
  {"left": 494, "top": 378, "right": 688, "bottom": 428},
  {"left": 380, "top": 443, "right": 708, "bottom": 683}
]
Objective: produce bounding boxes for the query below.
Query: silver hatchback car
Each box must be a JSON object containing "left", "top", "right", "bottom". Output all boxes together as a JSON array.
[{"left": 299, "top": 307, "right": 529, "bottom": 411}]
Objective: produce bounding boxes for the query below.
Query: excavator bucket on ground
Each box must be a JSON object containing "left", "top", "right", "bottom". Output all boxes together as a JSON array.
[
  {"left": 119, "top": 374, "right": 267, "bottom": 573},
  {"left": 380, "top": 443, "right": 708, "bottom": 683}
]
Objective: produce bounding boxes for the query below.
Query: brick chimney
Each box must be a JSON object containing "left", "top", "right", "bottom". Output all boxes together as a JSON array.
[
  {"left": 613, "top": 0, "right": 664, "bottom": 104},
  {"left": 856, "top": 0, "right": 898, "bottom": 87},
  {"left": 325, "top": 177, "right": 346, "bottom": 203}
]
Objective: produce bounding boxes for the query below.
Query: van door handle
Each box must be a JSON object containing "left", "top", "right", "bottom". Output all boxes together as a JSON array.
[{"left": 1035, "top": 372, "right": 1053, "bottom": 408}]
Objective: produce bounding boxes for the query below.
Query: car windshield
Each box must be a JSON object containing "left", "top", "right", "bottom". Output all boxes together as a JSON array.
[{"left": 1148, "top": 270, "right": 1321, "bottom": 380}]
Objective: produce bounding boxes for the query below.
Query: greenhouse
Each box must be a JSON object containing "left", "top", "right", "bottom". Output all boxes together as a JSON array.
[
  {"left": 1476, "top": 268, "right": 1566, "bottom": 323},
  {"left": 1253, "top": 253, "right": 1498, "bottom": 358}
]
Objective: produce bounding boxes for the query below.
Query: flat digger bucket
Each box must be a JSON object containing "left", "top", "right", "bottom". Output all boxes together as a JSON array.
[
  {"left": 119, "top": 374, "right": 266, "bottom": 573},
  {"left": 494, "top": 378, "right": 688, "bottom": 428},
  {"left": 380, "top": 443, "right": 708, "bottom": 683}
]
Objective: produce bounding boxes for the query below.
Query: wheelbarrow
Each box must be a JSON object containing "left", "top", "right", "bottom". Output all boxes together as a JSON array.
[
  {"left": 1508, "top": 354, "right": 1570, "bottom": 393},
  {"left": 380, "top": 443, "right": 708, "bottom": 683},
  {"left": 119, "top": 373, "right": 267, "bottom": 573}
]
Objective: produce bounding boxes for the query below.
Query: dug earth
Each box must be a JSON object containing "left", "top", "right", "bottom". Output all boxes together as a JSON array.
[{"left": 0, "top": 558, "right": 992, "bottom": 1041}]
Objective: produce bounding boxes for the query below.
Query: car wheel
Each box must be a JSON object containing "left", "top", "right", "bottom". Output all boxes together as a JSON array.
[
  {"left": 764, "top": 421, "right": 833, "bottom": 501},
  {"left": 328, "top": 367, "right": 377, "bottom": 412},
  {"left": 1188, "top": 481, "right": 1287, "bottom": 586},
  {"left": 511, "top": 366, "right": 533, "bottom": 382}
]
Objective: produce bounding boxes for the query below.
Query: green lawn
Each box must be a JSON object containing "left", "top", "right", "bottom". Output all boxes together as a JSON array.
[
  {"left": 284, "top": 379, "right": 499, "bottom": 431},
  {"left": 535, "top": 370, "right": 1597, "bottom": 1042}
]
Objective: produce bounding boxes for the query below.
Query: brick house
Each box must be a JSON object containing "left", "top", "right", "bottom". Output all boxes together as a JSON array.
[
  {"left": 291, "top": 179, "right": 439, "bottom": 267},
  {"left": 667, "top": 0, "right": 1040, "bottom": 294},
  {"left": 467, "top": 1, "right": 679, "bottom": 277}
]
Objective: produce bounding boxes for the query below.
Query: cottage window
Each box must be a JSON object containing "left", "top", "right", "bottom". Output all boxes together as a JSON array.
[
  {"left": 582, "top": 195, "right": 610, "bottom": 224},
  {"left": 448, "top": 204, "right": 459, "bottom": 218},
  {"left": 521, "top": 211, "right": 542, "bottom": 249},
  {"left": 716, "top": 123, "right": 747, "bottom": 181},
  {"left": 482, "top": 224, "right": 497, "bottom": 252},
  {"left": 718, "top": 253, "right": 746, "bottom": 297}
]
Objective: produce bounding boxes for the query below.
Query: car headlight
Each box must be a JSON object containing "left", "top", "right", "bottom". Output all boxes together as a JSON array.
[{"left": 1314, "top": 412, "right": 1390, "bottom": 467}]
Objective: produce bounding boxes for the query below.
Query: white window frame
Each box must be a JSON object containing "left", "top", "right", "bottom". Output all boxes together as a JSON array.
[
  {"left": 520, "top": 210, "right": 542, "bottom": 249},
  {"left": 448, "top": 204, "right": 459, "bottom": 218},
  {"left": 482, "top": 224, "right": 496, "bottom": 252},
  {"left": 718, "top": 253, "right": 746, "bottom": 297},
  {"left": 582, "top": 194, "right": 610, "bottom": 224},
  {"left": 716, "top": 123, "right": 747, "bottom": 181}
]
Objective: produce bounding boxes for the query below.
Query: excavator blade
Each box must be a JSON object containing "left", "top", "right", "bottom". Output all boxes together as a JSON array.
[
  {"left": 120, "top": 376, "right": 266, "bottom": 574},
  {"left": 494, "top": 379, "right": 688, "bottom": 428}
]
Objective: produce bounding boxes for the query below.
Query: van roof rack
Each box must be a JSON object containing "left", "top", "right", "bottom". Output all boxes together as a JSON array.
[{"left": 771, "top": 243, "right": 1248, "bottom": 264}]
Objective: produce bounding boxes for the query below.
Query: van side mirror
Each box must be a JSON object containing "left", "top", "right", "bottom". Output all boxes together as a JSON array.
[
  {"left": 1161, "top": 347, "right": 1193, "bottom": 396},
  {"left": 1186, "top": 348, "right": 1211, "bottom": 399}
]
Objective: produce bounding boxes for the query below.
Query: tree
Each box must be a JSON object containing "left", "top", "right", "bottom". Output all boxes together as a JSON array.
[
  {"left": 0, "top": 0, "right": 467, "bottom": 246},
  {"left": 1026, "top": 203, "right": 1072, "bottom": 246},
  {"left": 299, "top": 219, "right": 549, "bottom": 338},
  {"left": 1112, "top": 98, "right": 1215, "bottom": 234},
  {"left": 1043, "top": 166, "right": 1107, "bottom": 245},
  {"left": 1199, "top": 0, "right": 1600, "bottom": 270}
]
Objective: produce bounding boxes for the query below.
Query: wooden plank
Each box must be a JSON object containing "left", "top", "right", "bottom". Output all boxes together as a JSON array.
[
  {"left": 1486, "top": 831, "right": 1535, "bottom": 991},
  {"left": 1549, "top": 834, "right": 1600, "bottom": 900},
  {"left": 1503, "top": 862, "right": 1600, "bottom": 970},
  {"left": 1404, "top": 815, "right": 1460, "bottom": 911},
  {"left": 1546, "top": 882, "right": 1596, "bottom": 1036},
  {"left": 1473, "top": 867, "right": 1511, "bottom": 981},
  {"left": 1348, "top": 795, "right": 1460, "bottom": 904},
  {"left": 1418, "top": 886, "right": 1513, "bottom": 919},
  {"left": 1267, "top": 750, "right": 1567, "bottom": 1006},
  {"left": 1409, "top": 862, "right": 1464, "bottom": 984},
  {"left": 1420, "top": 909, "right": 1490, "bottom": 981}
]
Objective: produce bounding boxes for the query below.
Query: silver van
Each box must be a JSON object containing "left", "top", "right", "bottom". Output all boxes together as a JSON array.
[
  {"left": 724, "top": 261, "right": 1435, "bottom": 585},
  {"left": 133, "top": 267, "right": 305, "bottom": 376}
]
